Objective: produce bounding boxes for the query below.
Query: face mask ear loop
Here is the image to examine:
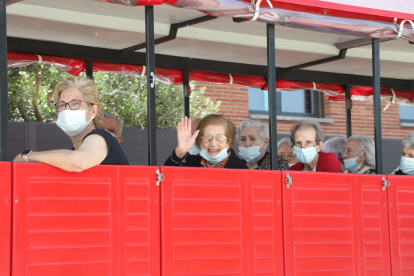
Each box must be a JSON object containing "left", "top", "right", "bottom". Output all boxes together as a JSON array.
[
  {"left": 357, "top": 150, "right": 365, "bottom": 165},
  {"left": 85, "top": 106, "right": 95, "bottom": 123},
  {"left": 383, "top": 89, "right": 396, "bottom": 111}
]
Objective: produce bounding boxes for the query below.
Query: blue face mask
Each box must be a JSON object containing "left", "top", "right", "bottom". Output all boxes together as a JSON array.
[
  {"left": 344, "top": 151, "right": 364, "bottom": 173},
  {"left": 188, "top": 144, "right": 200, "bottom": 155},
  {"left": 199, "top": 147, "right": 229, "bottom": 164},
  {"left": 400, "top": 156, "right": 414, "bottom": 175},
  {"left": 293, "top": 146, "right": 318, "bottom": 165},
  {"left": 238, "top": 145, "right": 262, "bottom": 164}
]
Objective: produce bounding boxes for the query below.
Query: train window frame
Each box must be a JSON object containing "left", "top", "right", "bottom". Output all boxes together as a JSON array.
[{"left": 248, "top": 88, "right": 320, "bottom": 118}]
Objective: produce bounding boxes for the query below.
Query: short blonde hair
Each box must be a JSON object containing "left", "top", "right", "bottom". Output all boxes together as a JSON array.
[
  {"left": 52, "top": 76, "right": 103, "bottom": 129},
  {"left": 195, "top": 114, "right": 236, "bottom": 150}
]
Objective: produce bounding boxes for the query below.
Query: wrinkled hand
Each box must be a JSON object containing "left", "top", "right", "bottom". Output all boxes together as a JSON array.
[
  {"left": 175, "top": 117, "right": 200, "bottom": 158},
  {"left": 13, "top": 154, "right": 23, "bottom": 162}
]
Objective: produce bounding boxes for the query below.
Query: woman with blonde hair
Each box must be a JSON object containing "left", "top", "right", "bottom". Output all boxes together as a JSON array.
[
  {"left": 165, "top": 115, "right": 247, "bottom": 169},
  {"left": 13, "top": 76, "right": 129, "bottom": 171}
]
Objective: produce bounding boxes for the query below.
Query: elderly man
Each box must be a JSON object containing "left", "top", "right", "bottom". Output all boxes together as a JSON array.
[
  {"left": 102, "top": 113, "right": 124, "bottom": 143},
  {"left": 392, "top": 131, "right": 414, "bottom": 175},
  {"left": 342, "top": 135, "right": 376, "bottom": 174},
  {"left": 277, "top": 137, "right": 298, "bottom": 168},
  {"left": 289, "top": 119, "right": 341, "bottom": 173}
]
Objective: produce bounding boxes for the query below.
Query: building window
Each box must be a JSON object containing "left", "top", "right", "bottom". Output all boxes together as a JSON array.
[
  {"left": 248, "top": 88, "right": 320, "bottom": 117},
  {"left": 399, "top": 104, "right": 414, "bottom": 123}
]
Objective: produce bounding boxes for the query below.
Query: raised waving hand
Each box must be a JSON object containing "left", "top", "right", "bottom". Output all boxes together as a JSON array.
[{"left": 175, "top": 117, "right": 200, "bottom": 159}]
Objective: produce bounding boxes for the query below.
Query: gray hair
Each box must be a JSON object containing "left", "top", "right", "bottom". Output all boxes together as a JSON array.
[
  {"left": 104, "top": 113, "right": 124, "bottom": 135},
  {"left": 235, "top": 120, "right": 269, "bottom": 142},
  {"left": 290, "top": 119, "right": 325, "bottom": 145},
  {"left": 322, "top": 136, "right": 347, "bottom": 160},
  {"left": 402, "top": 132, "right": 414, "bottom": 149},
  {"left": 277, "top": 137, "right": 292, "bottom": 150},
  {"left": 348, "top": 134, "right": 376, "bottom": 169}
]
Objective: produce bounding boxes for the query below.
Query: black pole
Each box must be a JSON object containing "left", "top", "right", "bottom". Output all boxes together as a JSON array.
[
  {"left": 0, "top": 0, "right": 8, "bottom": 161},
  {"left": 183, "top": 69, "right": 190, "bottom": 118},
  {"left": 146, "top": 6, "right": 157, "bottom": 165},
  {"left": 267, "top": 24, "right": 278, "bottom": 170},
  {"left": 372, "top": 38, "right": 383, "bottom": 174},
  {"left": 345, "top": 85, "right": 352, "bottom": 137},
  {"left": 86, "top": 59, "right": 94, "bottom": 80}
]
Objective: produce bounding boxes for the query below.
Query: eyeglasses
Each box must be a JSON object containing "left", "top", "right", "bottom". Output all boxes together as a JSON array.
[
  {"left": 201, "top": 134, "right": 227, "bottom": 144},
  {"left": 54, "top": 100, "right": 94, "bottom": 112},
  {"left": 279, "top": 154, "right": 296, "bottom": 160},
  {"left": 294, "top": 140, "right": 319, "bottom": 149}
]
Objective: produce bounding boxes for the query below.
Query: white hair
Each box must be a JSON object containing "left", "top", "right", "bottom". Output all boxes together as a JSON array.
[
  {"left": 402, "top": 132, "right": 414, "bottom": 149},
  {"left": 277, "top": 137, "right": 292, "bottom": 150},
  {"left": 235, "top": 120, "right": 269, "bottom": 142},
  {"left": 322, "top": 136, "right": 347, "bottom": 160},
  {"left": 348, "top": 134, "right": 376, "bottom": 169},
  {"left": 290, "top": 119, "right": 325, "bottom": 144},
  {"left": 104, "top": 113, "right": 124, "bottom": 135}
]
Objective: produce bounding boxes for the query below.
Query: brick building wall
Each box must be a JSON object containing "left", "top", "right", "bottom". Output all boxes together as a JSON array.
[{"left": 198, "top": 81, "right": 414, "bottom": 140}]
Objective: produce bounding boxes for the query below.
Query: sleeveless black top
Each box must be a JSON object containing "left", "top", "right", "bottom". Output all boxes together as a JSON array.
[{"left": 83, "top": 129, "right": 129, "bottom": 165}]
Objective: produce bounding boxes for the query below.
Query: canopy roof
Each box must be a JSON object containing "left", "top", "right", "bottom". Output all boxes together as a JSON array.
[{"left": 6, "top": 0, "right": 414, "bottom": 83}]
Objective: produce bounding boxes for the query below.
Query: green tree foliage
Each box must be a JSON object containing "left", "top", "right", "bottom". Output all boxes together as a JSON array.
[{"left": 8, "top": 64, "right": 221, "bottom": 128}]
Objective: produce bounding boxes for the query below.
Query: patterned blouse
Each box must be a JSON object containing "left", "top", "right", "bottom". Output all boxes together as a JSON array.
[{"left": 256, "top": 152, "right": 289, "bottom": 170}]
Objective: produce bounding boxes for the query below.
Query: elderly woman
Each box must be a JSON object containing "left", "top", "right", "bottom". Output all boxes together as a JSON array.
[
  {"left": 235, "top": 120, "right": 288, "bottom": 170},
  {"left": 322, "top": 136, "right": 347, "bottom": 172},
  {"left": 277, "top": 137, "right": 298, "bottom": 169},
  {"left": 165, "top": 115, "right": 247, "bottom": 169},
  {"left": 13, "top": 76, "right": 129, "bottom": 171},
  {"left": 289, "top": 119, "right": 341, "bottom": 172},
  {"left": 342, "top": 135, "right": 376, "bottom": 174},
  {"left": 392, "top": 131, "right": 414, "bottom": 175}
]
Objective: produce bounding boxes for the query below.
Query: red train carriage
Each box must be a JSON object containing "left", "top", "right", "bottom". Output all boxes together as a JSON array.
[{"left": 1, "top": 0, "right": 414, "bottom": 275}]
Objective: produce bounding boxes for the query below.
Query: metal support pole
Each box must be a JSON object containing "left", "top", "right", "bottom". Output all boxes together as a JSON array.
[
  {"left": 0, "top": 0, "right": 8, "bottom": 161},
  {"left": 372, "top": 38, "right": 383, "bottom": 174},
  {"left": 345, "top": 85, "right": 352, "bottom": 137},
  {"left": 86, "top": 59, "right": 94, "bottom": 80},
  {"left": 146, "top": 6, "right": 157, "bottom": 165},
  {"left": 183, "top": 69, "right": 190, "bottom": 118},
  {"left": 266, "top": 24, "right": 278, "bottom": 170}
]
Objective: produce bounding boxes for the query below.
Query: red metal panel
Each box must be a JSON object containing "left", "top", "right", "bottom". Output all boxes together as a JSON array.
[
  {"left": 0, "top": 162, "right": 12, "bottom": 276},
  {"left": 247, "top": 170, "right": 284, "bottom": 276},
  {"left": 12, "top": 163, "right": 160, "bottom": 276},
  {"left": 160, "top": 167, "right": 284, "bottom": 276},
  {"left": 118, "top": 166, "right": 160, "bottom": 276},
  {"left": 282, "top": 171, "right": 391, "bottom": 276},
  {"left": 356, "top": 174, "right": 391, "bottom": 276},
  {"left": 387, "top": 175, "right": 414, "bottom": 276}
]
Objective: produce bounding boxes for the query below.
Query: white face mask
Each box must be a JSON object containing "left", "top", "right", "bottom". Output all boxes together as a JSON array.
[
  {"left": 199, "top": 147, "right": 229, "bottom": 164},
  {"left": 57, "top": 107, "right": 93, "bottom": 136},
  {"left": 188, "top": 144, "right": 200, "bottom": 155},
  {"left": 343, "top": 151, "right": 364, "bottom": 173},
  {"left": 400, "top": 156, "right": 414, "bottom": 175},
  {"left": 238, "top": 144, "right": 262, "bottom": 164},
  {"left": 293, "top": 146, "right": 318, "bottom": 165}
]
